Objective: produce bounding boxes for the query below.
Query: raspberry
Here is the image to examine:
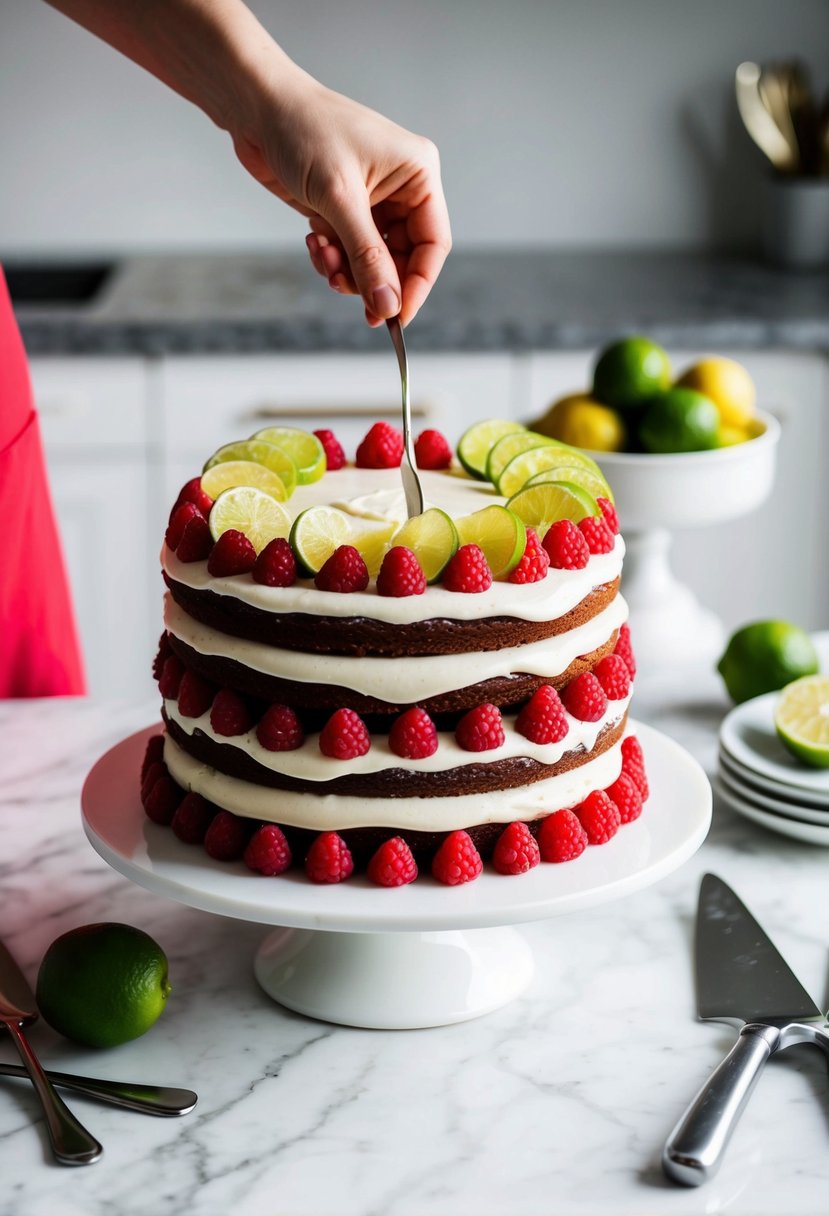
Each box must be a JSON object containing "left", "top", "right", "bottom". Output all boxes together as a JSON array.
[
  {"left": 171, "top": 792, "right": 215, "bottom": 844},
  {"left": 141, "top": 733, "right": 165, "bottom": 781},
  {"left": 561, "top": 672, "right": 607, "bottom": 723},
  {"left": 165, "top": 501, "right": 203, "bottom": 551},
  {"left": 210, "top": 689, "right": 252, "bottom": 736},
  {"left": 177, "top": 671, "right": 215, "bottom": 718},
  {"left": 252, "top": 537, "right": 297, "bottom": 587},
  {"left": 158, "top": 655, "right": 185, "bottom": 700},
  {"left": 621, "top": 735, "right": 649, "bottom": 801},
  {"left": 455, "top": 703, "right": 505, "bottom": 752},
  {"left": 204, "top": 810, "right": 249, "bottom": 861},
  {"left": 597, "top": 496, "right": 620, "bottom": 535},
  {"left": 508, "top": 528, "right": 550, "bottom": 584},
  {"left": 257, "top": 704, "right": 304, "bottom": 751},
  {"left": 389, "top": 706, "right": 438, "bottom": 759},
  {"left": 305, "top": 831, "right": 354, "bottom": 883},
  {"left": 515, "top": 684, "right": 569, "bottom": 744},
  {"left": 377, "top": 546, "right": 427, "bottom": 597},
  {"left": 537, "top": 810, "right": 588, "bottom": 863},
  {"left": 313, "top": 428, "right": 346, "bottom": 471},
  {"left": 442, "top": 544, "right": 492, "bottom": 594},
  {"left": 432, "top": 830, "right": 483, "bottom": 885},
  {"left": 542, "top": 519, "right": 590, "bottom": 570},
  {"left": 355, "top": 421, "right": 404, "bottom": 469},
  {"left": 315, "top": 545, "right": 369, "bottom": 593},
  {"left": 140, "top": 761, "right": 167, "bottom": 804},
  {"left": 492, "top": 822, "right": 540, "bottom": 875},
  {"left": 152, "top": 633, "right": 173, "bottom": 681},
  {"left": 614, "top": 623, "right": 637, "bottom": 679},
  {"left": 605, "top": 771, "right": 643, "bottom": 824},
  {"left": 142, "top": 774, "right": 183, "bottom": 826},
  {"left": 414, "top": 428, "right": 452, "bottom": 470},
  {"left": 175, "top": 512, "right": 213, "bottom": 563},
  {"left": 575, "top": 790, "right": 621, "bottom": 844},
  {"left": 319, "top": 707, "right": 371, "bottom": 759},
  {"left": 367, "top": 836, "right": 418, "bottom": 886},
  {"left": 171, "top": 477, "right": 213, "bottom": 518},
  {"left": 244, "top": 824, "right": 292, "bottom": 876},
  {"left": 579, "top": 516, "right": 615, "bottom": 555},
  {"left": 593, "top": 653, "right": 631, "bottom": 700},
  {"left": 207, "top": 529, "right": 257, "bottom": 577}
]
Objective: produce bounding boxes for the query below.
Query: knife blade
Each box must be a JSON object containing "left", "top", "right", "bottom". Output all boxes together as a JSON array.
[{"left": 663, "top": 874, "right": 829, "bottom": 1186}]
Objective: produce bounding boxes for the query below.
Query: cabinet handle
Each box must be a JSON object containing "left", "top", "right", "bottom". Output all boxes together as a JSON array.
[{"left": 237, "top": 402, "right": 433, "bottom": 424}]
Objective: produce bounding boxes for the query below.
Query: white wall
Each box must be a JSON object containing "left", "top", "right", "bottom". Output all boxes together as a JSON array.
[{"left": 2, "top": 1, "right": 828, "bottom": 255}]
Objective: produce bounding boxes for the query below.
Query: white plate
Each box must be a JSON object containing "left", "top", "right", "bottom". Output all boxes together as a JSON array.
[
  {"left": 717, "top": 763, "right": 829, "bottom": 827},
  {"left": 718, "top": 747, "right": 829, "bottom": 808},
  {"left": 713, "top": 774, "right": 829, "bottom": 846}
]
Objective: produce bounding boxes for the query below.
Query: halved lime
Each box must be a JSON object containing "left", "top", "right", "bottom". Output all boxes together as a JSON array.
[
  {"left": 485, "top": 431, "right": 560, "bottom": 487},
  {"left": 201, "top": 460, "right": 288, "bottom": 503},
  {"left": 391, "top": 508, "right": 459, "bottom": 583},
  {"left": 208, "top": 486, "right": 291, "bottom": 553},
  {"left": 251, "top": 426, "right": 326, "bottom": 485},
  {"left": 506, "top": 481, "right": 598, "bottom": 538},
  {"left": 351, "top": 523, "right": 396, "bottom": 579},
  {"left": 774, "top": 676, "right": 829, "bottom": 768},
  {"left": 497, "top": 443, "right": 606, "bottom": 498},
  {"left": 203, "top": 439, "right": 298, "bottom": 498},
  {"left": 455, "top": 505, "right": 526, "bottom": 580},
  {"left": 457, "top": 419, "right": 526, "bottom": 481},
  {"left": 290, "top": 505, "right": 352, "bottom": 575},
  {"left": 524, "top": 465, "right": 614, "bottom": 504}
]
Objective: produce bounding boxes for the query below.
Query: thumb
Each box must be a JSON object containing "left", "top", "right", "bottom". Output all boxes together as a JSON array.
[{"left": 323, "top": 186, "right": 402, "bottom": 319}]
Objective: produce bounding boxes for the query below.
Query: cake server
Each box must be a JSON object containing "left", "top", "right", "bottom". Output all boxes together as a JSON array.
[
  {"left": 663, "top": 873, "right": 829, "bottom": 1186},
  {"left": 386, "top": 315, "right": 424, "bottom": 519}
]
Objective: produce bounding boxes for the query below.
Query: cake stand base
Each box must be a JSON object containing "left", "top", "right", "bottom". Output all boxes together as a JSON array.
[{"left": 254, "top": 926, "right": 535, "bottom": 1029}]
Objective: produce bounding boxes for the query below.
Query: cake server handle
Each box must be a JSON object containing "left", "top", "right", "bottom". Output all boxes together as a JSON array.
[{"left": 0, "top": 1060, "right": 197, "bottom": 1116}]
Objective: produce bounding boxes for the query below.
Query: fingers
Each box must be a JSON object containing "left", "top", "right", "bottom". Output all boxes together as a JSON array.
[{"left": 319, "top": 180, "right": 403, "bottom": 321}]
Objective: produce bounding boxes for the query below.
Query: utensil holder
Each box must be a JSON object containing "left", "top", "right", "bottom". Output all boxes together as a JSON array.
[{"left": 763, "top": 176, "right": 829, "bottom": 269}]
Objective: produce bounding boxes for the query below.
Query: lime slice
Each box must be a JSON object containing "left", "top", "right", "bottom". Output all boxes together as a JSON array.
[
  {"left": 506, "top": 481, "right": 598, "bottom": 538},
  {"left": 204, "top": 439, "right": 298, "bottom": 498},
  {"left": 524, "top": 465, "right": 614, "bottom": 504},
  {"left": 391, "top": 508, "right": 459, "bottom": 583},
  {"left": 251, "top": 426, "right": 326, "bottom": 485},
  {"left": 774, "top": 676, "right": 829, "bottom": 768},
  {"left": 289, "top": 505, "right": 352, "bottom": 575},
  {"left": 497, "top": 443, "right": 607, "bottom": 498},
  {"left": 457, "top": 419, "right": 526, "bottom": 481},
  {"left": 201, "top": 460, "right": 288, "bottom": 503},
  {"left": 208, "top": 486, "right": 291, "bottom": 554},
  {"left": 455, "top": 505, "right": 526, "bottom": 579},
  {"left": 351, "top": 523, "right": 396, "bottom": 578},
  {"left": 485, "top": 431, "right": 560, "bottom": 486}
]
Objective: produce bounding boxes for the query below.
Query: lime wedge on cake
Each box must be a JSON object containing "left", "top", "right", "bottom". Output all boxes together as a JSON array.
[
  {"left": 775, "top": 676, "right": 829, "bottom": 768},
  {"left": 204, "top": 439, "right": 298, "bottom": 498},
  {"left": 391, "top": 508, "right": 459, "bottom": 583},
  {"left": 290, "top": 505, "right": 352, "bottom": 574},
  {"left": 524, "top": 464, "right": 614, "bottom": 504},
  {"left": 485, "top": 431, "right": 560, "bottom": 487},
  {"left": 457, "top": 419, "right": 526, "bottom": 481},
  {"left": 506, "top": 481, "right": 598, "bottom": 538},
  {"left": 497, "top": 444, "right": 606, "bottom": 499},
  {"left": 455, "top": 505, "right": 526, "bottom": 579},
  {"left": 251, "top": 426, "right": 326, "bottom": 485},
  {"left": 201, "top": 460, "right": 288, "bottom": 502},
  {"left": 208, "top": 486, "right": 291, "bottom": 553}
]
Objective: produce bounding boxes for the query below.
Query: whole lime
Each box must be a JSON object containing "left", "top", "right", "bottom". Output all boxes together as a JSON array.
[
  {"left": 36, "top": 923, "right": 171, "bottom": 1049},
  {"left": 717, "top": 621, "right": 819, "bottom": 705},
  {"left": 592, "top": 337, "right": 672, "bottom": 410},
  {"left": 638, "top": 388, "right": 720, "bottom": 454}
]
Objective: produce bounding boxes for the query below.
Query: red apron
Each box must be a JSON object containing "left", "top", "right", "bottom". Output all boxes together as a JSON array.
[{"left": 0, "top": 267, "right": 86, "bottom": 696}]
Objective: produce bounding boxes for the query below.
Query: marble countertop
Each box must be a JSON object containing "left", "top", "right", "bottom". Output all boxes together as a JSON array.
[
  {"left": 4, "top": 673, "right": 829, "bottom": 1216},
  {"left": 12, "top": 250, "right": 829, "bottom": 355}
]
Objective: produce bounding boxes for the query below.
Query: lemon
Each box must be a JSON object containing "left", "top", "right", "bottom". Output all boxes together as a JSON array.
[
  {"left": 485, "top": 431, "right": 559, "bottom": 487},
  {"left": 716, "top": 425, "right": 751, "bottom": 448},
  {"left": 775, "top": 676, "right": 829, "bottom": 768},
  {"left": 506, "top": 480, "right": 597, "bottom": 539},
  {"left": 676, "top": 357, "right": 756, "bottom": 429},
  {"left": 36, "top": 923, "right": 170, "bottom": 1049},
  {"left": 638, "top": 388, "right": 720, "bottom": 454},
  {"left": 204, "top": 439, "right": 298, "bottom": 498},
  {"left": 544, "top": 399, "right": 626, "bottom": 453},
  {"left": 208, "top": 486, "right": 291, "bottom": 552},
  {"left": 455, "top": 505, "right": 526, "bottom": 579},
  {"left": 717, "top": 621, "right": 819, "bottom": 705},
  {"left": 251, "top": 426, "right": 326, "bottom": 485},
  {"left": 529, "top": 392, "right": 597, "bottom": 440},
  {"left": 524, "top": 464, "right": 614, "bottom": 504},
  {"left": 592, "top": 337, "right": 672, "bottom": 410},
  {"left": 201, "top": 460, "right": 288, "bottom": 502},
  {"left": 497, "top": 442, "right": 605, "bottom": 499},
  {"left": 290, "top": 505, "right": 352, "bottom": 574},
  {"left": 457, "top": 419, "right": 525, "bottom": 480},
  {"left": 391, "top": 508, "right": 459, "bottom": 583}
]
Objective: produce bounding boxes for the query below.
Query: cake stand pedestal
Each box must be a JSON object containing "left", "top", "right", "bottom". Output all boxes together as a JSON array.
[{"left": 82, "top": 722, "right": 711, "bottom": 1030}]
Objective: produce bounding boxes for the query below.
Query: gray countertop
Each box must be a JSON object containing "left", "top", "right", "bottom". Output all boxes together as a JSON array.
[{"left": 11, "top": 249, "right": 829, "bottom": 356}]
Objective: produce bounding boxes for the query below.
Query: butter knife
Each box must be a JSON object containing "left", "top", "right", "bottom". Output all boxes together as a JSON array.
[{"left": 0, "top": 1062, "right": 197, "bottom": 1117}]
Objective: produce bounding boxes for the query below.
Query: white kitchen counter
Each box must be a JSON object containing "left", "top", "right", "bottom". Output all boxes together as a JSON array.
[{"left": 3, "top": 676, "right": 829, "bottom": 1216}]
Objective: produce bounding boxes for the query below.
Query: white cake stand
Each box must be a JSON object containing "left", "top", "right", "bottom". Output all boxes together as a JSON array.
[{"left": 81, "top": 721, "right": 710, "bottom": 1030}]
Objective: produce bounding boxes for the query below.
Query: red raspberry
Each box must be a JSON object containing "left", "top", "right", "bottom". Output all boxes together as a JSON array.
[
  {"left": 621, "top": 735, "right": 649, "bottom": 801},
  {"left": 515, "top": 684, "right": 569, "bottom": 744},
  {"left": 204, "top": 810, "right": 250, "bottom": 861},
  {"left": 355, "top": 421, "right": 404, "bottom": 468},
  {"left": 176, "top": 512, "right": 213, "bottom": 563},
  {"left": 158, "top": 654, "right": 185, "bottom": 700},
  {"left": 140, "top": 761, "right": 167, "bottom": 804},
  {"left": 142, "top": 774, "right": 183, "bottom": 826},
  {"left": 165, "top": 501, "right": 203, "bottom": 551},
  {"left": 508, "top": 528, "right": 550, "bottom": 584},
  {"left": 252, "top": 537, "right": 297, "bottom": 587},
  {"left": 561, "top": 672, "right": 607, "bottom": 723},
  {"left": 575, "top": 790, "right": 621, "bottom": 844},
  {"left": 171, "top": 792, "right": 215, "bottom": 844},
  {"left": 614, "top": 623, "right": 637, "bottom": 679},
  {"left": 579, "top": 516, "right": 615, "bottom": 555},
  {"left": 605, "top": 771, "right": 643, "bottom": 824},
  {"left": 367, "top": 836, "right": 418, "bottom": 886},
  {"left": 171, "top": 477, "right": 214, "bottom": 518},
  {"left": 141, "top": 733, "right": 165, "bottom": 781},
  {"left": 432, "top": 830, "right": 483, "bottom": 885},
  {"left": 319, "top": 707, "right": 371, "bottom": 759},
  {"left": 492, "top": 822, "right": 541, "bottom": 875},
  {"left": 442, "top": 544, "right": 493, "bottom": 594},
  {"left": 414, "top": 428, "right": 453, "bottom": 470},
  {"left": 207, "top": 529, "right": 257, "bottom": 577},
  {"left": 244, "top": 824, "right": 292, "bottom": 876},
  {"left": 152, "top": 633, "right": 173, "bottom": 681},
  {"left": 597, "top": 496, "right": 620, "bottom": 535},
  {"left": 542, "top": 519, "right": 590, "bottom": 570},
  {"left": 313, "top": 428, "right": 346, "bottom": 471},
  {"left": 210, "top": 690, "right": 252, "bottom": 736},
  {"left": 455, "top": 703, "right": 505, "bottom": 752},
  {"left": 389, "top": 706, "right": 438, "bottom": 759},
  {"left": 593, "top": 653, "right": 631, "bottom": 700},
  {"left": 537, "top": 810, "right": 588, "bottom": 863},
  {"left": 177, "top": 671, "right": 215, "bottom": 718},
  {"left": 315, "top": 545, "right": 369, "bottom": 593},
  {"left": 257, "top": 704, "right": 304, "bottom": 751},
  {"left": 305, "top": 831, "right": 354, "bottom": 883},
  {"left": 377, "top": 546, "right": 427, "bottom": 597}
]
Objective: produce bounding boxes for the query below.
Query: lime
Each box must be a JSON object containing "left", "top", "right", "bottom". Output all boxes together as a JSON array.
[
  {"left": 455, "top": 505, "right": 526, "bottom": 579},
  {"left": 36, "top": 923, "right": 170, "bottom": 1049},
  {"left": 506, "top": 480, "right": 598, "bottom": 539},
  {"left": 201, "top": 460, "right": 288, "bottom": 503},
  {"left": 391, "top": 508, "right": 459, "bottom": 583},
  {"left": 638, "top": 388, "right": 720, "bottom": 454},
  {"left": 251, "top": 426, "right": 326, "bottom": 485},
  {"left": 208, "top": 486, "right": 291, "bottom": 553},
  {"left": 675, "top": 357, "right": 756, "bottom": 429},
  {"left": 289, "top": 505, "right": 352, "bottom": 575},
  {"left": 717, "top": 621, "right": 819, "bottom": 705},
  {"left": 203, "top": 439, "right": 298, "bottom": 498},
  {"left": 457, "top": 419, "right": 526, "bottom": 480},
  {"left": 592, "top": 337, "right": 672, "bottom": 410},
  {"left": 775, "top": 676, "right": 829, "bottom": 768},
  {"left": 485, "top": 431, "right": 559, "bottom": 486},
  {"left": 351, "top": 523, "right": 396, "bottom": 578},
  {"left": 524, "top": 464, "right": 614, "bottom": 504},
  {"left": 497, "top": 443, "right": 604, "bottom": 499}
]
